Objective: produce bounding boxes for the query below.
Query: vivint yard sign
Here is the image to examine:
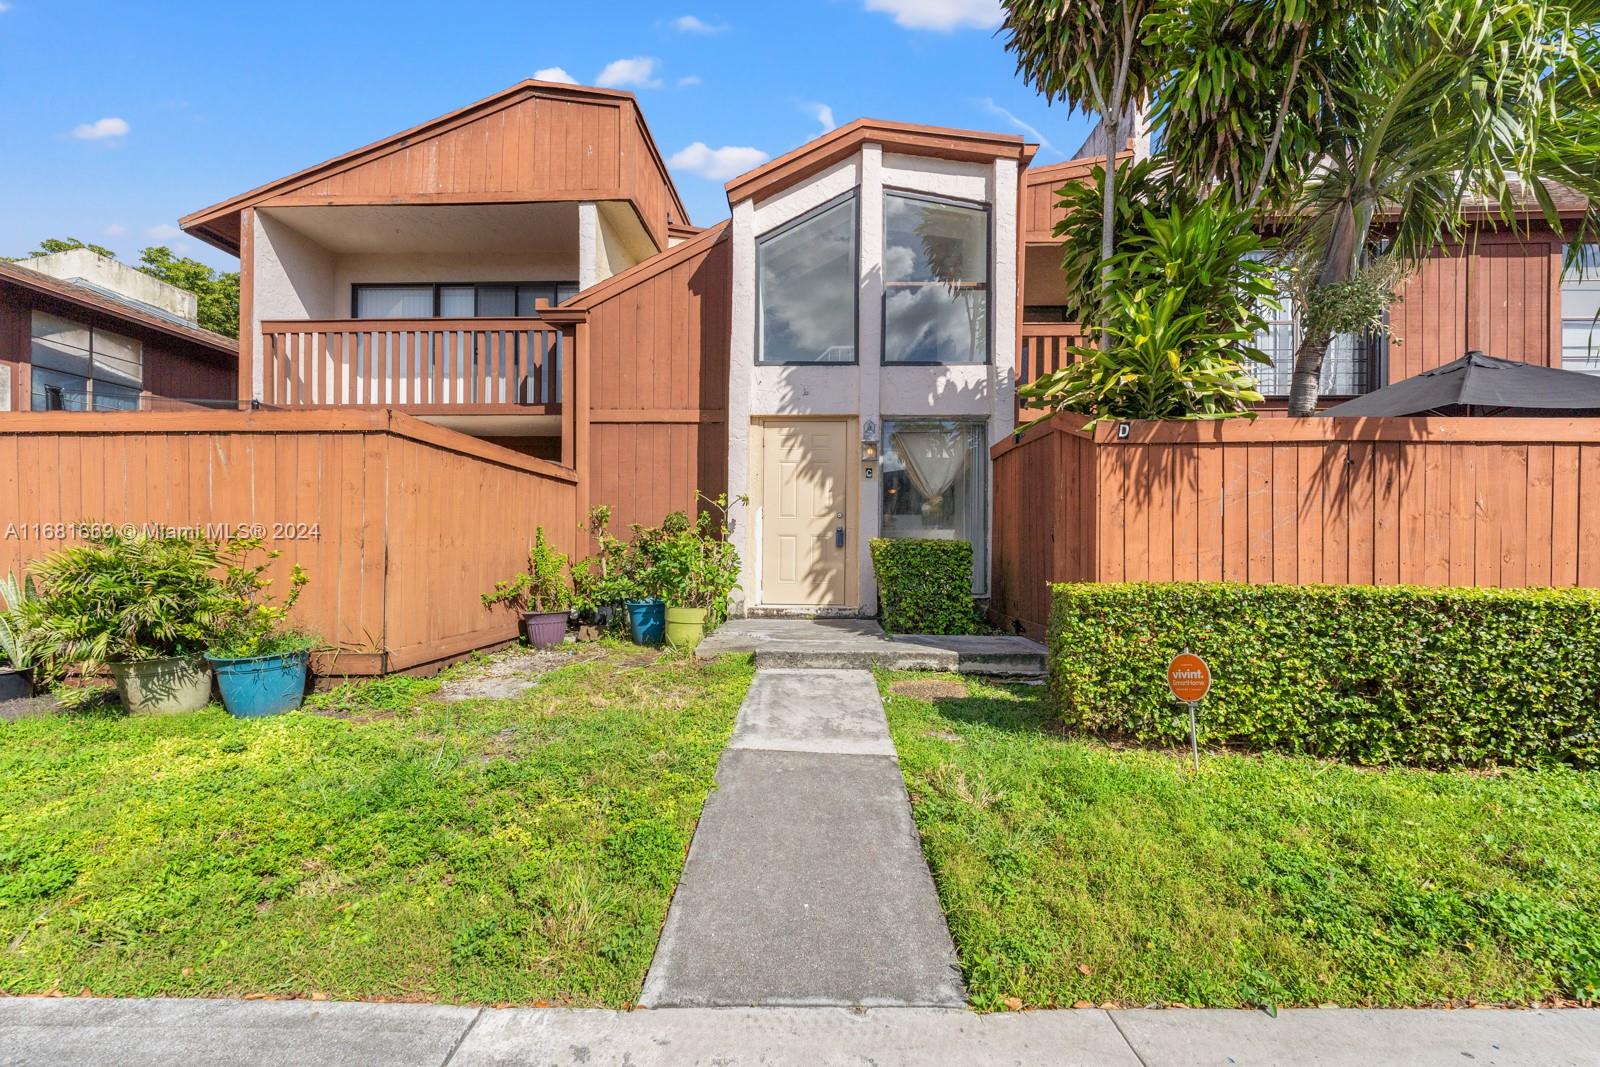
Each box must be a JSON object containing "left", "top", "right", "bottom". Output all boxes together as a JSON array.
[{"left": 1167, "top": 652, "right": 1211, "bottom": 771}]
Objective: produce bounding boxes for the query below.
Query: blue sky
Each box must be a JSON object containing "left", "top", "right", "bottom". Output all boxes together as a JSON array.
[{"left": 0, "top": 0, "right": 1095, "bottom": 272}]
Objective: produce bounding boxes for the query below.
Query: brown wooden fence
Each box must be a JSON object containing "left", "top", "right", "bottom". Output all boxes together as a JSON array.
[
  {"left": 991, "top": 414, "right": 1600, "bottom": 636},
  {"left": 0, "top": 410, "right": 578, "bottom": 675}
]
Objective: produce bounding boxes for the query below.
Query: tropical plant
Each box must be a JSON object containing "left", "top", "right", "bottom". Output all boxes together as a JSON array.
[
  {"left": 1003, "top": 0, "right": 1165, "bottom": 342},
  {"left": 571, "top": 506, "right": 644, "bottom": 615},
  {"left": 21, "top": 532, "right": 229, "bottom": 678},
  {"left": 482, "top": 527, "right": 572, "bottom": 615},
  {"left": 207, "top": 539, "right": 313, "bottom": 659},
  {"left": 645, "top": 495, "right": 741, "bottom": 627},
  {"left": 0, "top": 572, "right": 38, "bottom": 672},
  {"left": 1156, "top": 0, "right": 1600, "bottom": 413},
  {"left": 1021, "top": 197, "right": 1274, "bottom": 424}
]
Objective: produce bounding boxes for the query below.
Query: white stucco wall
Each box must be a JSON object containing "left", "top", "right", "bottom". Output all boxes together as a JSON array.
[
  {"left": 726, "top": 147, "right": 1019, "bottom": 615},
  {"left": 252, "top": 211, "right": 336, "bottom": 402}
]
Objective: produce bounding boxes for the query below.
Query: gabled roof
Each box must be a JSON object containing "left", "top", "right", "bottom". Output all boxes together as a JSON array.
[
  {"left": 0, "top": 260, "right": 237, "bottom": 357},
  {"left": 725, "top": 119, "right": 1037, "bottom": 206},
  {"left": 180, "top": 79, "right": 690, "bottom": 255}
]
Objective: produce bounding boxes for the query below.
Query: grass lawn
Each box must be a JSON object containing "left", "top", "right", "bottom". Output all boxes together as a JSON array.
[
  {"left": 0, "top": 646, "right": 753, "bottom": 1006},
  {"left": 881, "top": 673, "right": 1600, "bottom": 1012}
]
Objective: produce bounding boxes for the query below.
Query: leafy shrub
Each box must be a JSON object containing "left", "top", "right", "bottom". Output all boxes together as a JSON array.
[
  {"left": 482, "top": 527, "right": 571, "bottom": 615},
  {"left": 871, "top": 539, "right": 977, "bottom": 635},
  {"left": 21, "top": 531, "right": 231, "bottom": 677},
  {"left": 1020, "top": 173, "right": 1272, "bottom": 426},
  {"left": 644, "top": 495, "right": 740, "bottom": 628},
  {"left": 209, "top": 539, "right": 313, "bottom": 659},
  {"left": 571, "top": 506, "right": 642, "bottom": 614},
  {"left": 1047, "top": 582, "right": 1600, "bottom": 769}
]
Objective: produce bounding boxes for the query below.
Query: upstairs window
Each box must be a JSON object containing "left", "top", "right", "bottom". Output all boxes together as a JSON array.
[
  {"left": 883, "top": 191, "right": 990, "bottom": 364},
  {"left": 756, "top": 192, "right": 858, "bottom": 363},
  {"left": 1562, "top": 243, "right": 1600, "bottom": 374},
  {"left": 352, "top": 282, "right": 579, "bottom": 319},
  {"left": 30, "top": 311, "right": 142, "bottom": 411}
]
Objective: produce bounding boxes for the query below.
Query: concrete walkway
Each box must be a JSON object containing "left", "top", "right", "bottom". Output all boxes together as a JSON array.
[
  {"left": 638, "top": 667, "right": 966, "bottom": 1008},
  {"left": 5, "top": 997, "right": 1597, "bottom": 1066}
]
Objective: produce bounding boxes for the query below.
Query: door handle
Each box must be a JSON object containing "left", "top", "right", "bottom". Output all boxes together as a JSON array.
[{"left": 835, "top": 526, "right": 845, "bottom": 549}]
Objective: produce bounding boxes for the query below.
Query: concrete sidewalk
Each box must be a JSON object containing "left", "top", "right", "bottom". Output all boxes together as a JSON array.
[
  {"left": 4, "top": 997, "right": 1597, "bottom": 1066},
  {"left": 694, "top": 618, "right": 1047, "bottom": 678},
  {"left": 638, "top": 668, "right": 965, "bottom": 1007}
]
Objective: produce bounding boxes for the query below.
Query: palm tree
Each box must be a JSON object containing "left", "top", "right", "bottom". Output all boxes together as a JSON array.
[{"left": 1277, "top": 0, "right": 1600, "bottom": 413}]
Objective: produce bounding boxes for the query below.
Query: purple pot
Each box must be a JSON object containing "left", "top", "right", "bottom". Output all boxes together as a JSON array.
[{"left": 521, "top": 610, "right": 568, "bottom": 648}]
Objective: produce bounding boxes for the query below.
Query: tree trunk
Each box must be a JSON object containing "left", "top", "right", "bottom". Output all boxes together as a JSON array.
[
  {"left": 1286, "top": 328, "right": 1334, "bottom": 416},
  {"left": 1287, "top": 203, "right": 1363, "bottom": 416},
  {"left": 1098, "top": 114, "right": 1120, "bottom": 354}
]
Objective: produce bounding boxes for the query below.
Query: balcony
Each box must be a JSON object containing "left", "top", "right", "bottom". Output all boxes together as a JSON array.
[
  {"left": 1018, "top": 321, "right": 1089, "bottom": 420},
  {"left": 258, "top": 318, "right": 563, "bottom": 414}
]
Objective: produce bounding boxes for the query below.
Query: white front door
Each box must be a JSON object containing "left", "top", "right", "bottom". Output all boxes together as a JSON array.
[{"left": 759, "top": 419, "right": 850, "bottom": 608}]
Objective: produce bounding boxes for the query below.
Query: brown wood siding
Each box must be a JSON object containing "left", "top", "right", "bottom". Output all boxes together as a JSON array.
[
  {"left": 0, "top": 410, "right": 578, "bottom": 675},
  {"left": 989, "top": 415, "right": 1600, "bottom": 636},
  {"left": 255, "top": 93, "right": 680, "bottom": 247},
  {"left": 0, "top": 283, "right": 235, "bottom": 411},
  {"left": 579, "top": 230, "right": 732, "bottom": 532}
]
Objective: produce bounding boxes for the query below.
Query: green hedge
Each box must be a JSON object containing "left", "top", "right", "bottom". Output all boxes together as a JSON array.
[
  {"left": 1048, "top": 582, "right": 1600, "bottom": 769},
  {"left": 871, "top": 539, "right": 977, "bottom": 635}
]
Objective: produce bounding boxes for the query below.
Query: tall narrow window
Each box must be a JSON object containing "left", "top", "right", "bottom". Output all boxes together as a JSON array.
[
  {"left": 883, "top": 192, "right": 990, "bottom": 364},
  {"left": 880, "top": 420, "right": 988, "bottom": 593},
  {"left": 756, "top": 192, "right": 858, "bottom": 363},
  {"left": 1562, "top": 243, "right": 1600, "bottom": 373}
]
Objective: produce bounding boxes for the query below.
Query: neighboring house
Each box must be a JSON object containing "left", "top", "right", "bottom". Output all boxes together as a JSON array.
[
  {"left": 169, "top": 78, "right": 1593, "bottom": 620},
  {"left": 1018, "top": 160, "right": 1599, "bottom": 405},
  {"left": 0, "top": 251, "right": 236, "bottom": 413}
]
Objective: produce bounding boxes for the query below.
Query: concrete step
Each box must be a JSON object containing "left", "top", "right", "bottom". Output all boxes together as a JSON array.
[{"left": 695, "top": 620, "right": 1047, "bottom": 680}]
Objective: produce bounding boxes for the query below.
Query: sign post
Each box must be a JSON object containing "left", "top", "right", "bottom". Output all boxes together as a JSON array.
[{"left": 1166, "top": 651, "right": 1211, "bottom": 772}]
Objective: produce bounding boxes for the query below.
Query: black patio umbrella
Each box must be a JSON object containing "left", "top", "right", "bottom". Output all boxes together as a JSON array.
[{"left": 1324, "top": 351, "right": 1600, "bottom": 417}]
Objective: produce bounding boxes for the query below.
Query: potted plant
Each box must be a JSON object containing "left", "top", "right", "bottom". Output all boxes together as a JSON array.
[
  {"left": 483, "top": 527, "right": 571, "bottom": 648},
  {"left": 206, "top": 539, "right": 316, "bottom": 719},
  {"left": 571, "top": 506, "right": 635, "bottom": 639},
  {"left": 621, "top": 519, "right": 669, "bottom": 646},
  {"left": 655, "top": 495, "right": 741, "bottom": 651},
  {"left": 0, "top": 573, "right": 37, "bottom": 701},
  {"left": 22, "top": 531, "right": 225, "bottom": 714}
]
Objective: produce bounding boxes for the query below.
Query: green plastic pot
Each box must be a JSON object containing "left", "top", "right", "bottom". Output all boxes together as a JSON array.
[
  {"left": 665, "top": 606, "right": 707, "bottom": 650},
  {"left": 110, "top": 656, "right": 214, "bottom": 715}
]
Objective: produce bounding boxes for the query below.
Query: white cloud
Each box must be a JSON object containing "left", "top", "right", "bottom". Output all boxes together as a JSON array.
[
  {"left": 669, "top": 142, "right": 770, "bottom": 181},
  {"left": 146, "top": 224, "right": 182, "bottom": 239},
  {"left": 0, "top": 4, "right": 12, "bottom": 13},
  {"left": 533, "top": 66, "right": 579, "bottom": 85},
  {"left": 863, "top": 0, "right": 1001, "bottom": 32},
  {"left": 802, "top": 102, "right": 836, "bottom": 135},
  {"left": 69, "top": 116, "right": 130, "bottom": 141},
  {"left": 977, "top": 98, "right": 1057, "bottom": 155},
  {"left": 678, "top": 75, "right": 703, "bottom": 87},
  {"left": 672, "top": 15, "right": 728, "bottom": 33},
  {"left": 595, "top": 57, "right": 663, "bottom": 90},
  {"left": 102, "top": 223, "right": 127, "bottom": 237}
]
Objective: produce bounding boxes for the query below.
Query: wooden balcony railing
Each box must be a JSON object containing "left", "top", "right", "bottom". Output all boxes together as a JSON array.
[
  {"left": 1018, "top": 321, "right": 1090, "bottom": 390},
  {"left": 258, "top": 319, "right": 563, "bottom": 412}
]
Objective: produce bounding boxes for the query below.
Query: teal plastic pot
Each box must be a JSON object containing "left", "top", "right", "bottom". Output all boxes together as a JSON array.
[
  {"left": 624, "top": 598, "right": 665, "bottom": 646},
  {"left": 206, "top": 650, "right": 310, "bottom": 718}
]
